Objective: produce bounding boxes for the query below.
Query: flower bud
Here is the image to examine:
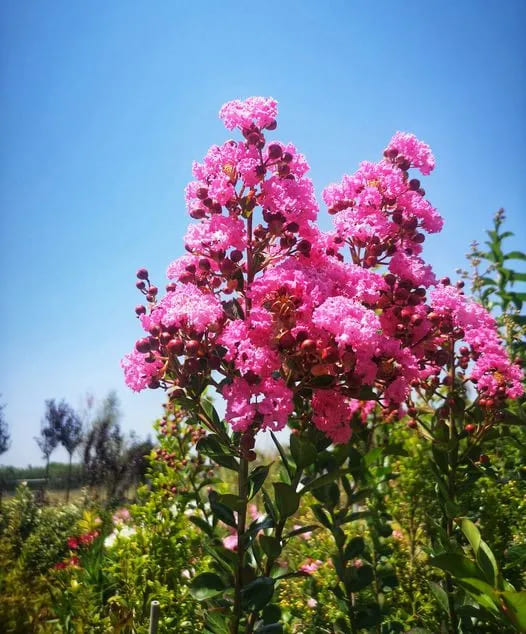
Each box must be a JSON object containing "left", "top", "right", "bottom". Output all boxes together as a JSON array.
[
  {"left": 321, "top": 347, "right": 339, "bottom": 363},
  {"left": 136, "top": 268, "right": 149, "bottom": 280},
  {"left": 135, "top": 305, "right": 146, "bottom": 316},
  {"left": 278, "top": 164, "right": 290, "bottom": 178},
  {"left": 190, "top": 207, "right": 206, "bottom": 219},
  {"left": 185, "top": 340, "right": 200, "bottom": 356},
  {"left": 268, "top": 144, "right": 282, "bottom": 159},
  {"left": 247, "top": 132, "right": 260, "bottom": 145},
  {"left": 167, "top": 338, "right": 184, "bottom": 355},
  {"left": 135, "top": 338, "right": 151, "bottom": 353},
  {"left": 286, "top": 221, "right": 299, "bottom": 233},
  {"left": 278, "top": 331, "right": 295, "bottom": 349},
  {"left": 403, "top": 218, "right": 418, "bottom": 232},
  {"left": 300, "top": 339, "right": 317, "bottom": 354},
  {"left": 297, "top": 240, "right": 311, "bottom": 256},
  {"left": 408, "top": 178, "right": 420, "bottom": 191},
  {"left": 160, "top": 331, "right": 172, "bottom": 345},
  {"left": 149, "top": 324, "right": 161, "bottom": 337}
]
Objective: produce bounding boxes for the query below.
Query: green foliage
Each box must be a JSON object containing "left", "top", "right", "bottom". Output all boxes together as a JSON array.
[
  {"left": 431, "top": 519, "right": 526, "bottom": 631},
  {"left": 0, "top": 212, "right": 524, "bottom": 633}
]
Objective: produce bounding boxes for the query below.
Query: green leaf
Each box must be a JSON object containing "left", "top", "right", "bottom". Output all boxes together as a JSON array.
[
  {"left": 348, "top": 447, "right": 363, "bottom": 472},
  {"left": 241, "top": 576, "right": 275, "bottom": 611},
  {"left": 204, "top": 611, "right": 230, "bottom": 633},
  {"left": 189, "top": 515, "right": 214, "bottom": 537},
  {"left": 476, "top": 540, "right": 499, "bottom": 587},
  {"left": 248, "top": 465, "right": 270, "bottom": 500},
  {"left": 302, "top": 470, "right": 340, "bottom": 493},
  {"left": 270, "top": 432, "right": 292, "bottom": 482},
  {"left": 209, "top": 491, "right": 237, "bottom": 527},
  {"left": 501, "top": 591, "right": 526, "bottom": 631},
  {"left": 273, "top": 482, "right": 300, "bottom": 519},
  {"left": 456, "top": 577, "right": 499, "bottom": 612},
  {"left": 445, "top": 500, "right": 461, "bottom": 518},
  {"left": 290, "top": 434, "right": 317, "bottom": 468},
  {"left": 311, "top": 504, "right": 332, "bottom": 529},
  {"left": 430, "top": 553, "right": 483, "bottom": 580},
  {"left": 461, "top": 518, "right": 481, "bottom": 555},
  {"left": 344, "top": 536, "right": 365, "bottom": 560},
  {"left": 355, "top": 603, "right": 381, "bottom": 628},
  {"left": 431, "top": 445, "right": 449, "bottom": 474},
  {"left": 201, "top": 396, "right": 221, "bottom": 426},
  {"left": 285, "top": 524, "right": 318, "bottom": 539},
  {"left": 348, "top": 565, "right": 374, "bottom": 592},
  {"left": 363, "top": 447, "right": 383, "bottom": 467},
  {"left": 504, "top": 250, "right": 526, "bottom": 261},
  {"left": 357, "top": 385, "right": 376, "bottom": 400},
  {"left": 197, "top": 435, "right": 239, "bottom": 471},
  {"left": 262, "top": 488, "right": 278, "bottom": 524},
  {"left": 262, "top": 604, "right": 281, "bottom": 625},
  {"left": 189, "top": 572, "right": 226, "bottom": 601},
  {"left": 255, "top": 625, "right": 283, "bottom": 634},
  {"left": 310, "top": 375, "right": 335, "bottom": 387},
  {"left": 341, "top": 510, "right": 371, "bottom": 524},
  {"left": 428, "top": 581, "right": 449, "bottom": 614},
  {"left": 219, "top": 494, "right": 245, "bottom": 512},
  {"left": 312, "top": 482, "right": 340, "bottom": 508},
  {"left": 260, "top": 535, "right": 281, "bottom": 559}
]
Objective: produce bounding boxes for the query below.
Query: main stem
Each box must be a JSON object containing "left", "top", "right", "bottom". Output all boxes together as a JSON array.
[
  {"left": 444, "top": 339, "right": 459, "bottom": 634},
  {"left": 232, "top": 212, "right": 254, "bottom": 633},
  {"left": 232, "top": 457, "right": 249, "bottom": 633}
]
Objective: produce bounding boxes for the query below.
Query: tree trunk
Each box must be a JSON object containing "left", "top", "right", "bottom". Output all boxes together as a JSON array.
[{"left": 66, "top": 452, "right": 72, "bottom": 503}]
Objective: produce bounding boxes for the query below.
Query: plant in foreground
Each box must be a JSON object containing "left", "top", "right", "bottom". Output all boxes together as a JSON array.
[{"left": 122, "top": 96, "right": 523, "bottom": 632}]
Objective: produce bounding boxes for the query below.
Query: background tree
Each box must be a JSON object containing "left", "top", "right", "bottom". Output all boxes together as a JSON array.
[
  {"left": 34, "top": 400, "right": 61, "bottom": 481},
  {"left": 0, "top": 398, "right": 10, "bottom": 504},
  {"left": 0, "top": 398, "right": 9, "bottom": 456},
  {"left": 83, "top": 393, "right": 152, "bottom": 501},
  {"left": 56, "top": 402, "right": 83, "bottom": 502}
]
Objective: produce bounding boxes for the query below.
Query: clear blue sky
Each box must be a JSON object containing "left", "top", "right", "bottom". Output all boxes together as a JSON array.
[{"left": 1, "top": 0, "right": 525, "bottom": 467}]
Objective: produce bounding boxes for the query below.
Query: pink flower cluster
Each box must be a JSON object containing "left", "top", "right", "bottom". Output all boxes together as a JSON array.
[{"left": 122, "top": 96, "right": 523, "bottom": 446}]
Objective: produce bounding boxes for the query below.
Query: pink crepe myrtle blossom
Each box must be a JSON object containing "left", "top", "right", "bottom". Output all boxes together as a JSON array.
[
  {"left": 123, "top": 96, "right": 523, "bottom": 445},
  {"left": 384, "top": 131, "right": 436, "bottom": 175},
  {"left": 121, "top": 349, "right": 164, "bottom": 393},
  {"left": 219, "top": 96, "right": 278, "bottom": 132}
]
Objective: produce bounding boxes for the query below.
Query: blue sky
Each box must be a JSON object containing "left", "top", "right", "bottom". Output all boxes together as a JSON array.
[{"left": 1, "top": 0, "right": 525, "bottom": 467}]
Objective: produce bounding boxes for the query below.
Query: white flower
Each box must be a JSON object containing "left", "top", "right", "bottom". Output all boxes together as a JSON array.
[
  {"left": 119, "top": 525, "right": 137, "bottom": 539},
  {"left": 104, "top": 525, "right": 136, "bottom": 549}
]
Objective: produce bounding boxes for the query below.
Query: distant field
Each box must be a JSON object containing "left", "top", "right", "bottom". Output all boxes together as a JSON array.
[{"left": 2, "top": 486, "right": 137, "bottom": 504}]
